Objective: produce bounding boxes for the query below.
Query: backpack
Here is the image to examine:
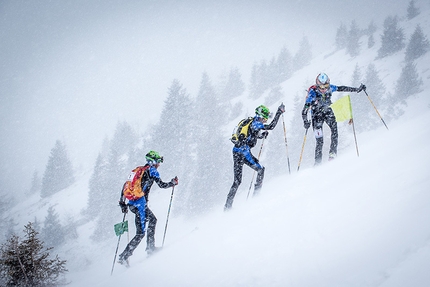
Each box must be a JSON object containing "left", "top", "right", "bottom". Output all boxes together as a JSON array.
[
  {"left": 122, "top": 166, "right": 149, "bottom": 201},
  {"left": 230, "top": 117, "right": 253, "bottom": 145}
]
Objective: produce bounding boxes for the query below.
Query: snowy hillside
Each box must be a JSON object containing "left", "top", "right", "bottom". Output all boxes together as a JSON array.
[
  {"left": 4, "top": 1, "right": 430, "bottom": 287},
  {"left": 66, "top": 101, "right": 430, "bottom": 287}
]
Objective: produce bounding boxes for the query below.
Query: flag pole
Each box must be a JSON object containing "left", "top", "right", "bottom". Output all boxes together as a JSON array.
[
  {"left": 348, "top": 95, "right": 360, "bottom": 157},
  {"left": 111, "top": 213, "right": 127, "bottom": 276}
]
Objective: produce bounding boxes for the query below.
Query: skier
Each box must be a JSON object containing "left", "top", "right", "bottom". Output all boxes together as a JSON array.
[
  {"left": 224, "top": 103, "right": 285, "bottom": 210},
  {"left": 302, "top": 73, "right": 365, "bottom": 165},
  {"left": 117, "top": 151, "right": 178, "bottom": 266}
]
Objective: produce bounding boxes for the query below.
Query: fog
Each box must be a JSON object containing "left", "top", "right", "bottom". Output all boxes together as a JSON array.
[{"left": 0, "top": 0, "right": 413, "bottom": 193}]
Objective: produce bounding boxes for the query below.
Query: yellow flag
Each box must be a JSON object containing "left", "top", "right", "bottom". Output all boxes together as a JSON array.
[{"left": 331, "top": 95, "right": 353, "bottom": 122}]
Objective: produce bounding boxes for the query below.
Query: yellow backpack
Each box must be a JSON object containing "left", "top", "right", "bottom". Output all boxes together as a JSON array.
[
  {"left": 230, "top": 117, "right": 253, "bottom": 145},
  {"left": 122, "top": 166, "right": 149, "bottom": 201}
]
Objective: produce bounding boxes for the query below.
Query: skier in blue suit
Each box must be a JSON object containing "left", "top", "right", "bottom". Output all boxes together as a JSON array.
[
  {"left": 118, "top": 151, "right": 178, "bottom": 266},
  {"left": 224, "top": 103, "right": 285, "bottom": 210},
  {"left": 302, "top": 73, "right": 365, "bottom": 165}
]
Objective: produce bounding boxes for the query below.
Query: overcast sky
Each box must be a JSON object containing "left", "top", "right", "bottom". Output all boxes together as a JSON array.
[{"left": 0, "top": 0, "right": 409, "bottom": 192}]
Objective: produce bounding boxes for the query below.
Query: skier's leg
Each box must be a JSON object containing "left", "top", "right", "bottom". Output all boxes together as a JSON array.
[
  {"left": 225, "top": 152, "right": 244, "bottom": 210},
  {"left": 118, "top": 198, "right": 146, "bottom": 261},
  {"left": 327, "top": 109, "right": 338, "bottom": 158},
  {"left": 313, "top": 115, "right": 324, "bottom": 165},
  {"left": 243, "top": 151, "right": 264, "bottom": 195},
  {"left": 145, "top": 207, "right": 157, "bottom": 251}
]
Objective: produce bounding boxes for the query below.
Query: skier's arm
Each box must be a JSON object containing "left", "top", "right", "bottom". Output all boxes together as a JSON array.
[
  {"left": 302, "top": 103, "right": 310, "bottom": 122},
  {"left": 263, "top": 107, "right": 283, "bottom": 130},
  {"left": 119, "top": 183, "right": 128, "bottom": 213},
  {"left": 335, "top": 84, "right": 366, "bottom": 93},
  {"left": 154, "top": 177, "right": 176, "bottom": 189},
  {"left": 119, "top": 182, "right": 126, "bottom": 202}
]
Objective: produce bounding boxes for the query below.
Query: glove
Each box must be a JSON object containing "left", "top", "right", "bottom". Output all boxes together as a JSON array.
[
  {"left": 261, "top": 131, "right": 269, "bottom": 139},
  {"left": 357, "top": 84, "right": 366, "bottom": 93},
  {"left": 278, "top": 103, "right": 285, "bottom": 113},
  {"left": 119, "top": 201, "right": 128, "bottom": 214},
  {"left": 171, "top": 176, "right": 178, "bottom": 186},
  {"left": 303, "top": 120, "right": 311, "bottom": 129}
]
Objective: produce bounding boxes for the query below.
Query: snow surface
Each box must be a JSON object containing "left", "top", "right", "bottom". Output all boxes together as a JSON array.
[
  {"left": 5, "top": 1, "right": 430, "bottom": 286},
  {"left": 65, "top": 103, "right": 430, "bottom": 287}
]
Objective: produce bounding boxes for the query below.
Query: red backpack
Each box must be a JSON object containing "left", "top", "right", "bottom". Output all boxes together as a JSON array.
[{"left": 122, "top": 166, "right": 149, "bottom": 201}]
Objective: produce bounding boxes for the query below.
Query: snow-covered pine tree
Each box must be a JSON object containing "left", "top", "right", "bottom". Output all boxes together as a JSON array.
[
  {"left": 405, "top": 24, "right": 430, "bottom": 62},
  {"left": 86, "top": 153, "right": 108, "bottom": 218},
  {"left": 293, "top": 36, "right": 312, "bottom": 71},
  {"left": 407, "top": 0, "right": 420, "bottom": 20},
  {"left": 220, "top": 67, "right": 245, "bottom": 101},
  {"left": 42, "top": 206, "right": 65, "bottom": 249},
  {"left": 347, "top": 20, "right": 361, "bottom": 57},
  {"left": 249, "top": 60, "right": 270, "bottom": 99},
  {"left": 90, "top": 121, "right": 137, "bottom": 240},
  {"left": 377, "top": 15, "right": 405, "bottom": 59},
  {"left": 0, "top": 222, "right": 67, "bottom": 286},
  {"left": 350, "top": 63, "right": 362, "bottom": 86},
  {"left": 366, "top": 21, "right": 377, "bottom": 49},
  {"left": 276, "top": 46, "right": 293, "bottom": 84},
  {"left": 352, "top": 63, "right": 385, "bottom": 132},
  {"left": 335, "top": 22, "right": 348, "bottom": 50},
  {"left": 265, "top": 85, "right": 284, "bottom": 107},
  {"left": 144, "top": 79, "right": 195, "bottom": 214},
  {"left": 28, "top": 170, "right": 41, "bottom": 196},
  {"left": 394, "top": 61, "right": 423, "bottom": 103},
  {"left": 40, "top": 140, "right": 74, "bottom": 198},
  {"left": 187, "top": 73, "right": 230, "bottom": 215}
]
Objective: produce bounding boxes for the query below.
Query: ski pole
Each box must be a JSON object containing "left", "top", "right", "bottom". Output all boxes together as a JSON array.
[
  {"left": 363, "top": 89, "right": 389, "bottom": 130},
  {"left": 162, "top": 185, "right": 175, "bottom": 247},
  {"left": 247, "top": 138, "right": 265, "bottom": 200},
  {"left": 297, "top": 128, "right": 309, "bottom": 172},
  {"left": 281, "top": 112, "right": 291, "bottom": 174},
  {"left": 111, "top": 212, "right": 127, "bottom": 276}
]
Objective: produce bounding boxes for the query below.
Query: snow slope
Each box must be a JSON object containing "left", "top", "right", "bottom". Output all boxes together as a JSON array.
[{"left": 65, "top": 97, "right": 430, "bottom": 286}]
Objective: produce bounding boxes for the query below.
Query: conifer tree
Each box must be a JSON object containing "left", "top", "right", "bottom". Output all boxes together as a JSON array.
[
  {"left": 335, "top": 22, "right": 348, "bottom": 50},
  {"left": 353, "top": 63, "right": 385, "bottom": 132},
  {"left": 90, "top": 121, "right": 139, "bottom": 241},
  {"left": 405, "top": 25, "right": 430, "bottom": 62},
  {"left": 42, "top": 206, "right": 65, "bottom": 249},
  {"left": 265, "top": 85, "right": 284, "bottom": 106},
  {"left": 40, "top": 140, "right": 74, "bottom": 198},
  {"left": 220, "top": 67, "right": 245, "bottom": 101},
  {"left": 293, "top": 36, "right": 312, "bottom": 71},
  {"left": 0, "top": 222, "right": 67, "bottom": 286},
  {"left": 249, "top": 60, "right": 270, "bottom": 99},
  {"left": 28, "top": 170, "right": 41, "bottom": 196},
  {"left": 86, "top": 153, "right": 107, "bottom": 218},
  {"left": 394, "top": 61, "right": 423, "bottom": 103},
  {"left": 366, "top": 21, "right": 377, "bottom": 49},
  {"left": 346, "top": 20, "right": 361, "bottom": 57},
  {"left": 187, "top": 73, "right": 230, "bottom": 215},
  {"left": 276, "top": 46, "right": 293, "bottom": 83},
  {"left": 368, "top": 34, "right": 375, "bottom": 49},
  {"left": 407, "top": 0, "right": 420, "bottom": 20},
  {"left": 377, "top": 15, "right": 405, "bottom": 59},
  {"left": 351, "top": 63, "right": 362, "bottom": 86}
]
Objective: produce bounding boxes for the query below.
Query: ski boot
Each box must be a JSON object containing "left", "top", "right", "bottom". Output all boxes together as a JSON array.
[{"left": 117, "top": 255, "right": 130, "bottom": 267}]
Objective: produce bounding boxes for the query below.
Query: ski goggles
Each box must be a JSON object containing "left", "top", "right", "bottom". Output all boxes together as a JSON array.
[{"left": 318, "top": 83, "right": 330, "bottom": 90}]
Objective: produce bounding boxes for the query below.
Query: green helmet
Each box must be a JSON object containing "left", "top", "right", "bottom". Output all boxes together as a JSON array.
[
  {"left": 145, "top": 150, "right": 163, "bottom": 163},
  {"left": 255, "top": 105, "right": 270, "bottom": 119}
]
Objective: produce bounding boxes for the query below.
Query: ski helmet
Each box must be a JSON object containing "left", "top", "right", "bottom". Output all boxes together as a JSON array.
[
  {"left": 145, "top": 150, "right": 163, "bottom": 163},
  {"left": 255, "top": 105, "right": 270, "bottom": 120},
  {"left": 316, "top": 73, "right": 330, "bottom": 92}
]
